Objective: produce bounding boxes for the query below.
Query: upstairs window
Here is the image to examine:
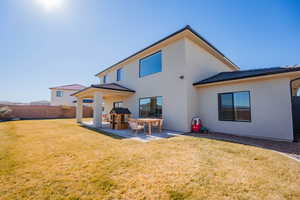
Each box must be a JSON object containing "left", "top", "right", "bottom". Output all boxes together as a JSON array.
[
  {"left": 117, "top": 68, "right": 124, "bottom": 81},
  {"left": 103, "top": 75, "right": 107, "bottom": 84},
  {"left": 56, "top": 91, "right": 63, "bottom": 97},
  {"left": 218, "top": 91, "right": 251, "bottom": 122},
  {"left": 139, "top": 51, "right": 162, "bottom": 77}
]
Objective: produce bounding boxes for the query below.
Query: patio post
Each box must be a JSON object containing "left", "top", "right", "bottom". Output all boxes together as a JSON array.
[
  {"left": 76, "top": 98, "right": 83, "bottom": 123},
  {"left": 93, "top": 92, "right": 103, "bottom": 128}
]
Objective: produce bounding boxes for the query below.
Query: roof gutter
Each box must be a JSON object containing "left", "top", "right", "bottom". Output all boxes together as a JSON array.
[{"left": 193, "top": 70, "right": 300, "bottom": 87}]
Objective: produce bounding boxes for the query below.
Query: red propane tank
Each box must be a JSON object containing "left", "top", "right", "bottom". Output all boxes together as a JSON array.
[{"left": 191, "top": 117, "right": 202, "bottom": 133}]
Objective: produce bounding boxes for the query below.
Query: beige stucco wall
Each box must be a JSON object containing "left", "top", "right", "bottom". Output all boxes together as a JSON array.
[
  {"left": 103, "top": 96, "right": 126, "bottom": 114},
  {"left": 197, "top": 77, "right": 294, "bottom": 141},
  {"left": 98, "top": 38, "right": 236, "bottom": 132},
  {"left": 94, "top": 36, "right": 296, "bottom": 140},
  {"left": 184, "top": 39, "right": 236, "bottom": 127},
  {"left": 101, "top": 39, "right": 188, "bottom": 131},
  {"left": 50, "top": 89, "right": 77, "bottom": 106}
]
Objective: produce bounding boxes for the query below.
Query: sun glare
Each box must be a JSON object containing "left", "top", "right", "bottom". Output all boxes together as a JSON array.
[{"left": 36, "top": 0, "right": 64, "bottom": 11}]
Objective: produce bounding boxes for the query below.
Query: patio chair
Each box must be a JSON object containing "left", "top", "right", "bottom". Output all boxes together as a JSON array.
[
  {"left": 152, "top": 119, "right": 164, "bottom": 132},
  {"left": 128, "top": 119, "right": 145, "bottom": 134}
]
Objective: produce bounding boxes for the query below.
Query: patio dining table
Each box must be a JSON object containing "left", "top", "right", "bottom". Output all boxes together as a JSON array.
[{"left": 136, "top": 118, "right": 162, "bottom": 135}]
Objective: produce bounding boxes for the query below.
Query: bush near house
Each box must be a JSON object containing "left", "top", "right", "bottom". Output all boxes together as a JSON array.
[{"left": 0, "top": 106, "right": 13, "bottom": 121}]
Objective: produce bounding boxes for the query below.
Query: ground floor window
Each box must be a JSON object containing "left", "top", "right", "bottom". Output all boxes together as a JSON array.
[
  {"left": 139, "top": 96, "right": 162, "bottom": 118},
  {"left": 113, "top": 101, "right": 123, "bottom": 108},
  {"left": 218, "top": 91, "right": 251, "bottom": 122}
]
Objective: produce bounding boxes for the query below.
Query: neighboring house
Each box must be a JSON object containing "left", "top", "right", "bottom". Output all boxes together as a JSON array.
[
  {"left": 50, "top": 84, "right": 88, "bottom": 106},
  {"left": 72, "top": 25, "right": 300, "bottom": 142}
]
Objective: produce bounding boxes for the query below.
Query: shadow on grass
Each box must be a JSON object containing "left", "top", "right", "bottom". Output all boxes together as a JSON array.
[
  {"left": 185, "top": 132, "right": 300, "bottom": 157},
  {"left": 79, "top": 125, "right": 124, "bottom": 140}
]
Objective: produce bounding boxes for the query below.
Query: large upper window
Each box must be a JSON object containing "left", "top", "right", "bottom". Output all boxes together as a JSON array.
[
  {"left": 103, "top": 75, "right": 107, "bottom": 84},
  {"left": 139, "top": 96, "right": 162, "bottom": 118},
  {"left": 56, "top": 91, "right": 63, "bottom": 97},
  {"left": 218, "top": 91, "right": 251, "bottom": 122},
  {"left": 116, "top": 68, "right": 124, "bottom": 81},
  {"left": 139, "top": 51, "right": 162, "bottom": 77}
]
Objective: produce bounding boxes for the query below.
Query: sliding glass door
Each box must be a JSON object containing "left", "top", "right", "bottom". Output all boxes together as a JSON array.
[{"left": 139, "top": 96, "right": 162, "bottom": 118}]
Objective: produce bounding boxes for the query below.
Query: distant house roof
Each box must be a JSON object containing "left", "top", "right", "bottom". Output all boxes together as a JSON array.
[
  {"left": 193, "top": 66, "right": 300, "bottom": 86},
  {"left": 49, "top": 84, "right": 86, "bottom": 91},
  {"left": 71, "top": 83, "right": 135, "bottom": 96},
  {"left": 95, "top": 25, "right": 239, "bottom": 77}
]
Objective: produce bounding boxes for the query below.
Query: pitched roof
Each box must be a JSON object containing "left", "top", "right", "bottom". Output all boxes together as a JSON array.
[
  {"left": 49, "top": 84, "right": 86, "bottom": 90},
  {"left": 71, "top": 83, "right": 135, "bottom": 96},
  {"left": 193, "top": 66, "right": 300, "bottom": 86},
  {"left": 95, "top": 25, "right": 238, "bottom": 76},
  {"left": 91, "top": 83, "right": 135, "bottom": 92}
]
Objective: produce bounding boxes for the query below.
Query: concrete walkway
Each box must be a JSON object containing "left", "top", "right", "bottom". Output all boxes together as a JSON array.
[
  {"left": 187, "top": 132, "right": 300, "bottom": 161},
  {"left": 81, "top": 121, "right": 184, "bottom": 142}
]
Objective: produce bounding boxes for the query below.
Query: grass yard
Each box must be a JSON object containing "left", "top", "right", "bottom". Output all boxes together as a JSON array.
[{"left": 0, "top": 119, "right": 300, "bottom": 200}]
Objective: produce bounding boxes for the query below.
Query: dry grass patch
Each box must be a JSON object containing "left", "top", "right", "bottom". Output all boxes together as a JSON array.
[{"left": 0, "top": 119, "right": 300, "bottom": 199}]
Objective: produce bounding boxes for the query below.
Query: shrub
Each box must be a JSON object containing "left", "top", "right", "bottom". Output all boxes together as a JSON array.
[{"left": 0, "top": 106, "right": 13, "bottom": 121}]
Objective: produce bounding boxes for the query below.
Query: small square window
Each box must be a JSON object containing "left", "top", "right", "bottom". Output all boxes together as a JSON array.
[{"left": 56, "top": 91, "right": 63, "bottom": 97}]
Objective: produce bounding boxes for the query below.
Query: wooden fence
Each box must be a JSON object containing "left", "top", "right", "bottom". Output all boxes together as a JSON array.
[{"left": 0, "top": 104, "right": 93, "bottom": 119}]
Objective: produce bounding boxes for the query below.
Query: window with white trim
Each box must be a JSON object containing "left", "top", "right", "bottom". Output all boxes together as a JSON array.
[{"left": 56, "top": 91, "right": 63, "bottom": 97}]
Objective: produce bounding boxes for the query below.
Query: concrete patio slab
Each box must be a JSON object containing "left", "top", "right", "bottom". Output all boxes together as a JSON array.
[{"left": 81, "top": 121, "right": 184, "bottom": 142}]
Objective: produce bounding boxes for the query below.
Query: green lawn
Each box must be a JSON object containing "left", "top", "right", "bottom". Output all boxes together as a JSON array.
[{"left": 0, "top": 119, "right": 300, "bottom": 200}]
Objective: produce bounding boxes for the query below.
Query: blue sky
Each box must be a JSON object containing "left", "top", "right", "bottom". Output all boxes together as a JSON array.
[{"left": 0, "top": 0, "right": 299, "bottom": 102}]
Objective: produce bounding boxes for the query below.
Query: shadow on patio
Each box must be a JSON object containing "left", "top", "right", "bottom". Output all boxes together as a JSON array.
[{"left": 80, "top": 121, "right": 184, "bottom": 142}]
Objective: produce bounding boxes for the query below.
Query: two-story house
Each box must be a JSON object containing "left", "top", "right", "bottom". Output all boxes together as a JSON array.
[
  {"left": 72, "top": 25, "right": 300, "bottom": 142},
  {"left": 50, "top": 84, "right": 91, "bottom": 106}
]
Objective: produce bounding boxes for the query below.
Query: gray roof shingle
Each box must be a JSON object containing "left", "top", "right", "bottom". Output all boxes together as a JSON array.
[
  {"left": 71, "top": 83, "right": 135, "bottom": 96},
  {"left": 91, "top": 83, "right": 135, "bottom": 92},
  {"left": 193, "top": 66, "right": 300, "bottom": 86}
]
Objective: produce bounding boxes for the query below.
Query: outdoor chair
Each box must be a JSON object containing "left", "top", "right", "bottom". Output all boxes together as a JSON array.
[
  {"left": 152, "top": 119, "right": 164, "bottom": 132},
  {"left": 128, "top": 119, "right": 145, "bottom": 134}
]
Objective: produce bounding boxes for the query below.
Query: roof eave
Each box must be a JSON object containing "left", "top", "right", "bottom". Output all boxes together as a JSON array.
[
  {"left": 95, "top": 25, "right": 238, "bottom": 77},
  {"left": 70, "top": 87, "right": 92, "bottom": 96},
  {"left": 71, "top": 85, "right": 135, "bottom": 97},
  {"left": 193, "top": 69, "right": 300, "bottom": 87}
]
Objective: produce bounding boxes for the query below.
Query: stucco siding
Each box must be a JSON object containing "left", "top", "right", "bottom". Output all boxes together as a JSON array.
[
  {"left": 184, "top": 39, "right": 236, "bottom": 129},
  {"left": 50, "top": 89, "right": 77, "bottom": 106},
  {"left": 197, "top": 77, "right": 294, "bottom": 141},
  {"left": 103, "top": 96, "right": 126, "bottom": 114},
  {"left": 100, "top": 39, "right": 189, "bottom": 132}
]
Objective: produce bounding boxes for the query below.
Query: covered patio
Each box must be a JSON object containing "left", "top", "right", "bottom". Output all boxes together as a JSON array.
[
  {"left": 71, "top": 83, "right": 135, "bottom": 128},
  {"left": 72, "top": 83, "right": 184, "bottom": 141},
  {"left": 81, "top": 120, "right": 183, "bottom": 142}
]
